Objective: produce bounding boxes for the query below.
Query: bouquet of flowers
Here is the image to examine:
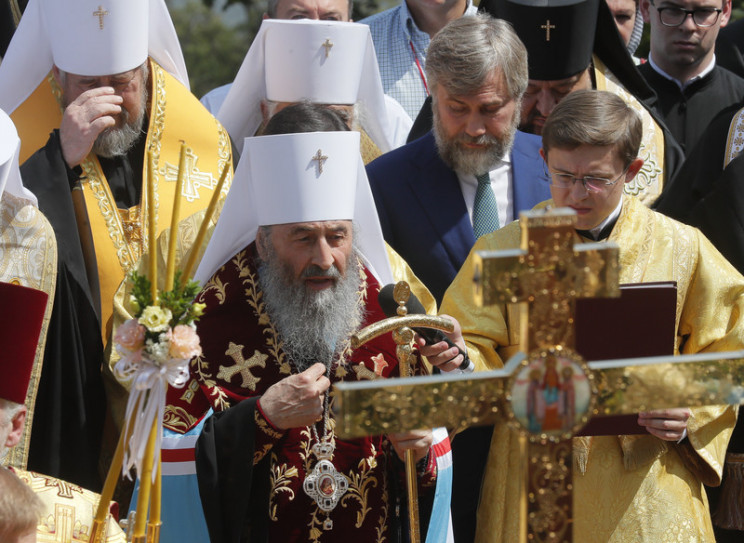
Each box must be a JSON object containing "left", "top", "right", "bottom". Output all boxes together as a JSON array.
[{"left": 113, "top": 269, "right": 205, "bottom": 480}]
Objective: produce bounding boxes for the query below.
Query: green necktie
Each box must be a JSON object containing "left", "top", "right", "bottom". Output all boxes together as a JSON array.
[{"left": 473, "top": 172, "right": 500, "bottom": 239}]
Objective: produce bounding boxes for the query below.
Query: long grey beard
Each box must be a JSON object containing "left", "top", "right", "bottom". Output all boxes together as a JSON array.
[
  {"left": 258, "top": 251, "right": 364, "bottom": 372},
  {"left": 433, "top": 103, "right": 518, "bottom": 176},
  {"left": 92, "top": 88, "right": 147, "bottom": 158}
]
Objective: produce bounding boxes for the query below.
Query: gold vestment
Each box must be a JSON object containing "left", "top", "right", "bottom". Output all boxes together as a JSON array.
[
  {"left": 441, "top": 197, "right": 741, "bottom": 542},
  {"left": 11, "top": 467, "right": 125, "bottom": 542},
  {"left": 594, "top": 57, "right": 667, "bottom": 207},
  {"left": 0, "top": 193, "right": 56, "bottom": 471},
  {"left": 12, "top": 60, "right": 233, "bottom": 344}
]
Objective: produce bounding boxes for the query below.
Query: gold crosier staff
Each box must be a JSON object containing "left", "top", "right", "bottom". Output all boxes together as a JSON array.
[
  {"left": 350, "top": 281, "right": 454, "bottom": 543},
  {"left": 90, "top": 144, "right": 229, "bottom": 543}
]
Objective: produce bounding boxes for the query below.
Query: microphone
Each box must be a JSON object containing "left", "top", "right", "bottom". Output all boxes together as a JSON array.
[{"left": 377, "top": 284, "right": 473, "bottom": 372}]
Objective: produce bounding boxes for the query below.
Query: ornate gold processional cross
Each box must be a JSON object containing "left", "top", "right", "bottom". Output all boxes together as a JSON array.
[
  {"left": 333, "top": 208, "right": 744, "bottom": 543},
  {"left": 93, "top": 5, "right": 109, "bottom": 30}
]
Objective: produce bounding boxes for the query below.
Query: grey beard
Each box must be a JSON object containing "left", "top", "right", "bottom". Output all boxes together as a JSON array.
[
  {"left": 93, "top": 101, "right": 146, "bottom": 158},
  {"left": 258, "top": 250, "right": 364, "bottom": 372},
  {"left": 433, "top": 105, "right": 518, "bottom": 176}
]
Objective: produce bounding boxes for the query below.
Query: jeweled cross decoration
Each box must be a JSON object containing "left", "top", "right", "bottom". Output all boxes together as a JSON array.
[
  {"left": 303, "top": 440, "right": 349, "bottom": 525},
  {"left": 322, "top": 39, "right": 334, "bottom": 58},
  {"left": 93, "top": 5, "right": 109, "bottom": 30},
  {"left": 312, "top": 149, "right": 328, "bottom": 175},
  {"left": 541, "top": 19, "right": 556, "bottom": 41}
]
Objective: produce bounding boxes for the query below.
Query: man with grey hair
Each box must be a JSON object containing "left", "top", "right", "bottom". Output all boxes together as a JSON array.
[
  {"left": 367, "top": 13, "right": 551, "bottom": 305},
  {"left": 1, "top": 0, "right": 233, "bottom": 490},
  {"left": 367, "top": 16, "right": 550, "bottom": 540},
  {"left": 201, "top": 12, "right": 412, "bottom": 155}
]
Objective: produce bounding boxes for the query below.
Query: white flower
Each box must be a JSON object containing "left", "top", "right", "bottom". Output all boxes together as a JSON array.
[{"left": 138, "top": 306, "right": 173, "bottom": 333}]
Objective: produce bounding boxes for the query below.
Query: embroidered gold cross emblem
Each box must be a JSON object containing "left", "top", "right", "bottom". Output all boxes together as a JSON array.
[
  {"left": 162, "top": 149, "right": 217, "bottom": 202},
  {"left": 322, "top": 38, "right": 334, "bottom": 58},
  {"left": 312, "top": 149, "right": 329, "bottom": 175},
  {"left": 541, "top": 19, "right": 556, "bottom": 41},
  {"left": 217, "top": 343, "right": 268, "bottom": 391},
  {"left": 93, "top": 5, "right": 109, "bottom": 30}
]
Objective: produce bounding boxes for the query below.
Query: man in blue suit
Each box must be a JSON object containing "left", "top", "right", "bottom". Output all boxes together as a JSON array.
[
  {"left": 367, "top": 13, "right": 550, "bottom": 306},
  {"left": 366, "top": 15, "right": 550, "bottom": 541}
]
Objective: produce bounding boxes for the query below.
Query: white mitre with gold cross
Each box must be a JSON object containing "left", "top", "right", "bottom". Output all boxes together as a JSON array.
[
  {"left": 0, "top": 0, "right": 189, "bottom": 114},
  {"left": 217, "top": 19, "right": 394, "bottom": 153},
  {"left": 194, "top": 131, "right": 393, "bottom": 286}
]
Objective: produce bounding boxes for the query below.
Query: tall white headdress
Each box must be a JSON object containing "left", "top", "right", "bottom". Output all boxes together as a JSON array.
[
  {"left": 217, "top": 19, "right": 393, "bottom": 153},
  {"left": 0, "top": 109, "right": 38, "bottom": 206},
  {"left": 195, "top": 131, "right": 393, "bottom": 286},
  {"left": 0, "top": 0, "right": 189, "bottom": 114}
]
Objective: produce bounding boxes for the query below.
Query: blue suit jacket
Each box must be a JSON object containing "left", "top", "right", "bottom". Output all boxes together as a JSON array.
[{"left": 367, "top": 130, "right": 550, "bottom": 304}]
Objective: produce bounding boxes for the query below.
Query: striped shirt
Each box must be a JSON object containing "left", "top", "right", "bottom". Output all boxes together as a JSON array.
[{"left": 361, "top": 1, "right": 477, "bottom": 120}]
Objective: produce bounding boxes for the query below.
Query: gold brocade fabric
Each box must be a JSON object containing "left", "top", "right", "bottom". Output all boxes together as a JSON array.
[
  {"left": 11, "top": 467, "right": 126, "bottom": 542},
  {"left": 78, "top": 60, "right": 232, "bottom": 345},
  {"left": 0, "top": 194, "right": 57, "bottom": 471},
  {"left": 359, "top": 129, "right": 383, "bottom": 164},
  {"left": 594, "top": 57, "right": 666, "bottom": 207},
  {"left": 12, "top": 61, "right": 233, "bottom": 346},
  {"left": 440, "top": 196, "right": 742, "bottom": 542},
  {"left": 724, "top": 106, "right": 744, "bottom": 168}
]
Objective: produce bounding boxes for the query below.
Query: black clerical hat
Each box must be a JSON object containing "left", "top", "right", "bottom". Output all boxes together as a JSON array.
[{"left": 480, "top": 0, "right": 600, "bottom": 81}]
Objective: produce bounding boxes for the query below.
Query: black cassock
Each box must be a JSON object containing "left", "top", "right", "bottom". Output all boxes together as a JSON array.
[
  {"left": 638, "top": 63, "right": 744, "bottom": 154},
  {"left": 19, "top": 128, "right": 146, "bottom": 491},
  {"left": 654, "top": 105, "right": 744, "bottom": 543}
]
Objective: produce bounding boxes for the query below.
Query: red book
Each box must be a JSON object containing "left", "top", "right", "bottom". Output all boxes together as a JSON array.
[{"left": 574, "top": 281, "right": 677, "bottom": 436}]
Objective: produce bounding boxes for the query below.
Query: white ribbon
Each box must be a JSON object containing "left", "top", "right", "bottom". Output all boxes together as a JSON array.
[{"left": 115, "top": 353, "right": 190, "bottom": 482}]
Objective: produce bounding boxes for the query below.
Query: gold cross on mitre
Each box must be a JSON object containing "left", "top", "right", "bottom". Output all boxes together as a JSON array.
[
  {"left": 322, "top": 38, "right": 334, "bottom": 58},
  {"left": 332, "top": 207, "right": 744, "bottom": 543},
  {"left": 93, "top": 5, "right": 109, "bottom": 30},
  {"left": 312, "top": 149, "right": 328, "bottom": 175},
  {"left": 541, "top": 19, "right": 556, "bottom": 41}
]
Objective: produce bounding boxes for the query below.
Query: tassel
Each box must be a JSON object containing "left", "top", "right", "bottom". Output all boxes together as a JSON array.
[{"left": 713, "top": 453, "right": 744, "bottom": 530}]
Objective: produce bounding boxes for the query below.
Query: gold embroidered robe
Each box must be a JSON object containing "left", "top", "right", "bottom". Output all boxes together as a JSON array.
[
  {"left": 10, "top": 467, "right": 125, "bottom": 543},
  {"left": 109, "top": 209, "right": 436, "bottom": 387},
  {"left": 12, "top": 59, "right": 233, "bottom": 344},
  {"left": 169, "top": 243, "right": 437, "bottom": 541},
  {"left": 594, "top": 56, "right": 668, "bottom": 207},
  {"left": 440, "top": 196, "right": 742, "bottom": 542},
  {"left": 0, "top": 193, "right": 56, "bottom": 471}
]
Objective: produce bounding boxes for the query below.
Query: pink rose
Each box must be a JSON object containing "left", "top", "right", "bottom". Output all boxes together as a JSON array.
[
  {"left": 115, "top": 319, "right": 146, "bottom": 351},
  {"left": 169, "top": 325, "right": 202, "bottom": 360}
]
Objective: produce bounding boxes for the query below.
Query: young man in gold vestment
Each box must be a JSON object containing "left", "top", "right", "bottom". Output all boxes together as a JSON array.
[{"left": 425, "top": 90, "right": 743, "bottom": 542}]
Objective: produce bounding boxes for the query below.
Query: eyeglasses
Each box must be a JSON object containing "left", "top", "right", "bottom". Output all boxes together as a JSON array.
[
  {"left": 544, "top": 165, "right": 629, "bottom": 193},
  {"left": 650, "top": 2, "right": 722, "bottom": 27}
]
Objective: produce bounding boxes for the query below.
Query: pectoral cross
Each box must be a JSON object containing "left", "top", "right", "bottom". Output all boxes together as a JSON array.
[
  {"left": 541, "top": 19, "right": 556, "bottom": 41},
  {"left": 312, "top": 149, "right": 328, "bottom": 175},
  {"left": 93, "top": 5, "right": 109, "bottom": 30},
  {"left": 322, "top": 39, "right": 334, "bottom": 58},
  {"left": 333, "top": 207, "right": 744, "bottom": 543}
]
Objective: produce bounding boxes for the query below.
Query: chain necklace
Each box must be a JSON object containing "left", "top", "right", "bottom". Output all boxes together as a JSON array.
[{"left": 299, "top": 362, "right": 349, "bottom": 531}]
